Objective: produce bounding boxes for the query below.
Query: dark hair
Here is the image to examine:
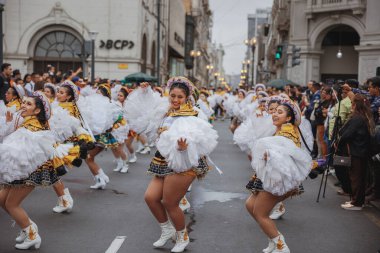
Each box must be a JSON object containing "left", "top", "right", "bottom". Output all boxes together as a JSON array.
[
  {"left": 61, "top": 86, "right": 75, "bottom": 102},
  {"left": 15, "top": 78, "right": 23, "bottom": 84},
  {"left": 23, "top": 74, "right": 31, "bottom": 83},
  {"left": 13, "top": 69, "right": 20, "bottom": 77},
  {"left": 169, "top": 82, "right": 190, "bottom": 97},
  {"left": 368, "top": 76, "right": 380, "bottom": 88},
  {"left": 312, "top": 82, "right": 321, "bottom": 90},
  {"left": 34, "top": 81, "right": 45, "bottom": 91},
  {"left": 119, "top": 88, "right": 129, "bottom": 98},
  {"left": 45, "top": 85, "right": 56, "bottom": 97},
  {"left": 99, "top": 86, "right": 111, "bottom": 99},
  {"left": 280, "top": 103, "right": 296, "bottom": 125},
  {"left": 345, "top": 79, "right": 359, "bottom": 88},
  {"left": 9, "top": 86, "right": 19, "bottom": 98},
  {"left": 1, "top": 63, "right": 11, "bottom": 72},
  {"left": 352, "top": 94, "right": 375, "bottom": 135},
  {"left": 31, "top": 72, "right": 39, "bottom": 77},
  {"left": 32, "top": 96, "right": 48, "bottom": 125}
]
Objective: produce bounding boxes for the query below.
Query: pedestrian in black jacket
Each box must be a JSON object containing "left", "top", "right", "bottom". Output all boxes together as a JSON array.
[
  {"left": 338, "top": 94, "right": 375, "bottom": 210},
  {"left": 0, "top": 63, "right": 12, "bottom": 104}
]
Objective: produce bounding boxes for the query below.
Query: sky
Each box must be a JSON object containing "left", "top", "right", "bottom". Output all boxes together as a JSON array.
[{"left": 209, "top": 0, "right": 273, "bottom": 76}]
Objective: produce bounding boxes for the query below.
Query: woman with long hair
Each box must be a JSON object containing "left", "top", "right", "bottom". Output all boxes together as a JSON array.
[
  {"left": 5, "top": 85, "right": 25, "bottom": 111},
  {"left": 48, "top": 80, "right": 94, "bottom": 213},
  {"left": 144, "top": 77, "right": 218, "bottom": 252},
  {"left": 0, "top": 92, "right": 64, "bottom": 249},
  {"left": 245, "top": 101, "right": 313, "bottom": 253},
  {"left": 338, "top": 94, "right": 375, "bottom": 210}
]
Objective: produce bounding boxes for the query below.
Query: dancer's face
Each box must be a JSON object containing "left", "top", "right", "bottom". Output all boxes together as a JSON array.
[
  {"left": 44, "top": 87, "right": 53, "bottom": 99},
  {"left": 57, "top": 87, "right": 71, "bottom": 102},
  {"left": 118, "top": 92, "right": 126, "bottom": 103},
  {"left": 272, "top": 105, "right": 291, "bottom": 127},
  {"left": 199, "top": 94, "right": 207, "bottom": 102},
  {"left": 169, "top": 88, "right": 187, "bottom": 110},
  {"left": 20, "top": 97, "right": 40, "bottom": 117},
  {"left": 268, "top": 102, "right": 279, "bottom": 115},
  {"left": 238, "top": 92, "right": 245, "bottom": 100}
]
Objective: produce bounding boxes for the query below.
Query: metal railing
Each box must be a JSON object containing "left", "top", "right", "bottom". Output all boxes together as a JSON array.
[{"left": 307, "top": 0, "right": 366, "bottom": 15}]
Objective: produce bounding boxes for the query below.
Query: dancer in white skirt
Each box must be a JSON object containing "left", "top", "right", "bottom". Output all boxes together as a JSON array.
[
  {"left": 144, "top": 77, "right": 218, "bottom": 252},
  {"left": 0, "top": 92, "right": 67, "bottom": 250},
  {"left": 245, "top": 100, "right": 313, "bottom": 253}
]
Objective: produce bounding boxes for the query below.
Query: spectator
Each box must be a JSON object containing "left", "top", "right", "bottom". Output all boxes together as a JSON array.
[
  {"left": 24, "top": 72, "right": 40, "bottom": 96},
  {"left": 0, "top": 63, "right": 12, "bottom": 103},
  {"left": 338, "top": 94, "right": 375, "bottom": 210},
  {"left": 314, "top": 87, "right": 334, "bottom": 160},
  {"left": 23, "top": 73, "right": 32, "bottom": 87},
  {"left": 305, "top": 81, "right": 321, "bottom": 120}
]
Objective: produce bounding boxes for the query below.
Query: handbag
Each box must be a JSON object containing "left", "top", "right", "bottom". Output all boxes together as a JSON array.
[{"left": 333, "top": 144, "right": 351, "bottom": 167}]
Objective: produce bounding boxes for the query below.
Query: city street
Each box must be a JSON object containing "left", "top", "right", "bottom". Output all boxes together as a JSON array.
[{"left": 0, "top": 121, "right": 379, "bottom": 253}]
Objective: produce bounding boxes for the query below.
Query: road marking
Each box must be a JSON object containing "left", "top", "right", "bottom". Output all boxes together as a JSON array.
[{"left": 105, "top": 236, "right": 127, "bottom": 253}]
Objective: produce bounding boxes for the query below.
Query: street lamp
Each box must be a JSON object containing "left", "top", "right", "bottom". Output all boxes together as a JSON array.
[
  {"left": 245, "top": 37, "right": 257, "bottom": 86},
  {"left": 88, "top": 31, "right": 99, "bottom": 83},
  {"left": 206, "top": 65, "right": 214, "bottom": 88},
  {"left": 214, "top": 72, "right": 220, "bottom": 87}
]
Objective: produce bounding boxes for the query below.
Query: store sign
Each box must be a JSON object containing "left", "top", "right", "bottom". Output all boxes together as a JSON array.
[
  {"left": 174, "top": 32, "right": 185, "bottom": 47},
  {"left": 99, "top": 40, "right": 135, "bottom": 50},
  {"left": 118, "top": 64, "right": 129, "bottom": 69}
]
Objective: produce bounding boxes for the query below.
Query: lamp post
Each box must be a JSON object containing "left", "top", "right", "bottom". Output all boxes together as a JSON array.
[
  {"left": 190, "top": 50, "right": 201, "bottom": 81},
  {"left": 214, "top": 72, "right": 220, "bottom": 87},
  {"left": 0, "top": 0, "right": 5, "bottom": 65},
  {"left": 206, "top": 64, "right": 213, "bottom": 88},
  {"left": 89, "top": 31, "right": 99, "bottom": 83},
  {"left": 244, "top": 37, "right": 256, "bottom": 86}
]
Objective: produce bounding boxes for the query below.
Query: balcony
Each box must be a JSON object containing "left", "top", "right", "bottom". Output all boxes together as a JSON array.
[{"left": 306, "top": 0, "right": 366, "bottom": 18}]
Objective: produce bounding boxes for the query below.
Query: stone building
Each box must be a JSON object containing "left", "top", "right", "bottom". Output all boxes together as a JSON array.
[
  {"left": 267, "top": 0, "right": 380, "bottom": 85},
  {"left": 1, "top": 0, "right": 187, "bottom": 82}
]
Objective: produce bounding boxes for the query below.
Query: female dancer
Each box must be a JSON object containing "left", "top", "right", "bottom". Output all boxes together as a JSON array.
[
  {"left": 80, "top": 83, "right": 127, "bottom": 189},
  {"left": 5, "top": 85, "right": 25, "bottom": 111},
  {"left": 144, "top": 77, "right": 218, "bottom": 252},
  {"left": 112, "top": 87, "right": 131, "bottom": 173},
  {"left": 44, "top": 83, "right": 57, "bottom": 103},
  {"left": 49, "top": 80, "right": 93, "bottom": 213},
  {"left": 245, "top": 101, "right": 313, "bottom": 253},
  {"left": 230, "top": 89, "right": 246, "bottom": 133},
  {"left": 0, "top": 92, "right": 64, "bottom": 249}
]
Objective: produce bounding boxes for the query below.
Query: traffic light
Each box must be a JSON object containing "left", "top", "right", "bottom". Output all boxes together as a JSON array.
[
  {"left": 275, "top": 45, "right": 283, "bottom": 60},
  {"left": 292, "top": 45, "right": 301, "bottom": 67}
]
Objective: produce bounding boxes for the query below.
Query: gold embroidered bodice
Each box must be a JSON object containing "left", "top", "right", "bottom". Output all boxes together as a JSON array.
[
  {"left": 166, "top": 102, "right": 198, "bottom": 117},
  {"left": 20, "top": 116, "right": 48, "bottom": 132},
  {"left": 275, "top": 123, "right": 301, "bottom": 148},
  {"left": 6, "top": 99, "right": 21, "bottom": 111},
  {"left": 59, "top": 102, "right": 80, "bottom": 119}
]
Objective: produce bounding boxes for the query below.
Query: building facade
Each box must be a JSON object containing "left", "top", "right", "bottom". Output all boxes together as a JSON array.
[
  {"left": 2, "top": 0, "right": 189, "bottom": 83},
  {"left": 267, "top": 0, "right": 380, "bottom": 85}
]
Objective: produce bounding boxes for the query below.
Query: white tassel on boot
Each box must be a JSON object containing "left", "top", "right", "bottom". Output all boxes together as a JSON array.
[
  {"left": 179, "top": 196, "right": 191, "bottom": 213},
  {"left": 15, "top": 220, "right": 38, "bottom": 243},
  {"left": 15, "top": 223, "right": 41, "bottom": 250},
  {"left": 171, "top": 228, "right": 190, "bottom": 253},
  {"left": 90, "top": 174, "right": 106, "bottom": 189},
  {"left": 269, "top": 202, "right": 286, "bottom": 220},
  {"left": 120, "top": 160, "right": 129, "bottom": 173},
  {"left": 271, "top": 234, "right": 290, "bottom": 253},
  {"left": 153, "top": 221, "right": 176, "bottom": 248},
  {"left": 262, "top": 238, "right": 276, "bottom": 253}
]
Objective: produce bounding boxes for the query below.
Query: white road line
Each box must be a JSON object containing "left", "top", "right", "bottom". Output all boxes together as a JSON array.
[{"left": 105, "top": 236, "right": 127, "bottom": 253}]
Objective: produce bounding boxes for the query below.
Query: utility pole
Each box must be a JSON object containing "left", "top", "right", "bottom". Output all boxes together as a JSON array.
[{"left": 156, "top": 0, "right": 161, "bottom": 83}]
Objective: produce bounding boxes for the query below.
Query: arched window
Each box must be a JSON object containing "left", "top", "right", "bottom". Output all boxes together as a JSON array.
[{"left": 33, "top": 31, "right": 83, "bottom": 74}]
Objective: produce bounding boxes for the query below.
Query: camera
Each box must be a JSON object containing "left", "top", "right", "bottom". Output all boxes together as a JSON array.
[{"left": 372, "top": 153, "right": 380, "bottom": 162}]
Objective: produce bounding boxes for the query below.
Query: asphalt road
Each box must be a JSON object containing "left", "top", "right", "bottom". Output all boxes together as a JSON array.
[{"left": 0, "top": 120, "right": 379, "bottom": 253}]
